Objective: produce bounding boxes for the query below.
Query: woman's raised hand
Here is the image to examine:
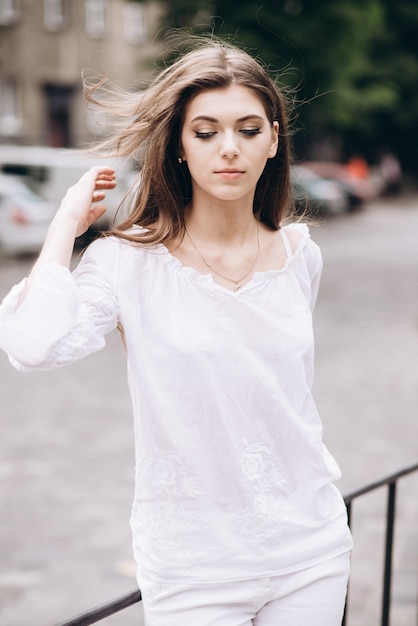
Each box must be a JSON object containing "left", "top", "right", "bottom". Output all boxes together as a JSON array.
[
  {"left": 17, "top": 167, "right": 118, "bottom": 304},
  {"left": 57, "top": 166, "right": 116, "bottom": 237}
]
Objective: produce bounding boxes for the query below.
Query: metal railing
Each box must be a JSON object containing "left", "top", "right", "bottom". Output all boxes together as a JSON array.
[
  {"left": 57, "top": 462, "right": 418, "bottom": 626},
  {"left": 56, "top": 589, "right": 142, "bottom": 626},
  {"left": 342, "top": 461, "right": 418, "bottom": 626}
]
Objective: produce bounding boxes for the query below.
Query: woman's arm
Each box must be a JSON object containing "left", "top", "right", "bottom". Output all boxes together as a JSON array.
[
  {"left": 0, "top": 166, "right": 120, "bottom": 370},
  {"left": 20, "top": 166, "right": 116, "bottom": 302}
]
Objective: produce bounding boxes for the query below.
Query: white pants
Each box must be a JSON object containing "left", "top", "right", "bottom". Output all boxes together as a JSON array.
[{"left": 139, "top": 552, "right": 351, "bottom": 626}]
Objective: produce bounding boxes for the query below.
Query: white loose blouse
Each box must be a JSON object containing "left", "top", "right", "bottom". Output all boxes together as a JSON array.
[{"left": 0, "top": 223, "right": 352, "bottom": 584}]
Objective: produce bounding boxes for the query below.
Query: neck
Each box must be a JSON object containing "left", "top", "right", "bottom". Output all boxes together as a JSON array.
[
  {"left": 184, "top": 218, "right": 261, "bottom": 292},
  {"left": 185, "top": 199, "right": 257, "bottom": 245}
]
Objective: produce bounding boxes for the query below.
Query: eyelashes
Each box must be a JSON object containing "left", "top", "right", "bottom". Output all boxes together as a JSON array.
[
  {"left": 241, "top": 128, "right": 262, "bottom": 137},
  {"left": 194, "top": 128, "right": 262, "bottom": 140},
  {"left": 194, "top": 131, "right": 216, "bottom": 139}
]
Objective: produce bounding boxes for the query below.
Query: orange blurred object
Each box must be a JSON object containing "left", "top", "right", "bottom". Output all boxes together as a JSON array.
[{"left": 346, "top": 157, "right": 369, "bottom": 179}]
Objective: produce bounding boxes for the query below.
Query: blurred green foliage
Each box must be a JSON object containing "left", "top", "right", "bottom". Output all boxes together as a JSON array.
[{"left": 156, "top": 0, "right": 418, "bottom": 172}]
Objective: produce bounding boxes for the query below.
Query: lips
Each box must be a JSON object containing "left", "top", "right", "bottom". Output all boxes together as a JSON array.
[
  {"left": 215, "top": 169, "right": 244, "bottom": 174},
  {"left": 215, "top": 169, "right": 244, "bottom": 179}
]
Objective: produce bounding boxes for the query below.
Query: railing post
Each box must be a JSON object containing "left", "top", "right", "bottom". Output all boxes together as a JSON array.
[
  {"left": 381, "top": 481, "right": 396, "bottom": 626},
  {"left": 342, "top": 501, "right": 352, "bottom": 626}
]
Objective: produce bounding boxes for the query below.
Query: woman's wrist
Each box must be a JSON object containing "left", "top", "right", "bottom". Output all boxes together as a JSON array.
[{"left": 50, "top": 209, "right": 81, "bottom": 236}]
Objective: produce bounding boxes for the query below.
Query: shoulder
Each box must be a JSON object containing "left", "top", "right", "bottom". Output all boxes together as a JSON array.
[
  {"left": 281, "top": 222, "right": 320, "bottom": 254},
  {"left": 281, "top": 222, "right": 322, "bottom": 274},
  {"left": 78, "top": 229, "right": 166, "bottom": 277},
  {"left": 73, "top": 235, "right": 126, "bottom": 286},
  {"left": 83, "top": 230, "right": 141, "bottom": 260},
  {"left": 281, "top": 222, "right": 309, "bottom": 251},
  {"left": 280, "top": 223, "right": 323, "bottom": 308}
]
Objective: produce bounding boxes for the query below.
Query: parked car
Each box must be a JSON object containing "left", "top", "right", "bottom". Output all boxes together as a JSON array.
[
  {"left": 0, "top": 174, "right": 55, "bottom": 255},
  {"left": 0, "top": 145, "right": 134, "bottom": 233},
  {"left": 290, "top": 165, "right": 349, "bottom": 215},
  {"left": 302, "top": 161, "right": 376, "bottom": 209}
]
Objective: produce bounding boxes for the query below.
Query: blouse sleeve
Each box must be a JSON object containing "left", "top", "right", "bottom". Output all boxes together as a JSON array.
[
  {"left": 284, "top": 223, "right": 323, "bottom": 312},
  {"left": 303, "top": 236, "right": 323, "bottom": 311},
  {"left": 0, "top": 237, "right": 120, "bottom": 372}
]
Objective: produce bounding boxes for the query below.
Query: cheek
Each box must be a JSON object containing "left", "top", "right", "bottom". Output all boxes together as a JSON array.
[
  {"left": 186, "top": 161, "right": 208, "bottom": 188},
  {"left": 183, "top": 150, "right": 201, "bottom": 172},
  {"left": 182, "top": 140, "right": 209, "bottom": 168}
]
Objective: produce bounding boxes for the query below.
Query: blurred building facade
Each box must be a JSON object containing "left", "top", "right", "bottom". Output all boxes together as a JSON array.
[{"left": 0, "top": 0, "right": 161, "bottom": 147}]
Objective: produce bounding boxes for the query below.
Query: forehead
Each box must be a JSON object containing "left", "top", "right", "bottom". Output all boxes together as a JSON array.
[{"left": 183, "top": 84, "right": 268, "bottom": 121}]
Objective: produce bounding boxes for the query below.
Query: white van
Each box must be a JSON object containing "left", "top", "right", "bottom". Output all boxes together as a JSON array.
[{"left": 0, "top": 145, "right": 136, "bottom": 232}]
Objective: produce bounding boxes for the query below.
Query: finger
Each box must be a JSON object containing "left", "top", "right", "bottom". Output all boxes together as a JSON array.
[
  {"left": 90, "top": 166, "right": 116, "bottom": 178},
  {"left": 96, "top": 173, "right": 116, "bottom": 183},
  {"left": 80, "top": 167, "right": 115, "bottom": 186},
  {"left": 92, "top": 191, "right": 106, "bottom": 202},
  {"left": 88, "top": 204, "right": 107, "bottom": 223},
  {"left": 95, "top": 179, "right": 117, "bottom": 190}
]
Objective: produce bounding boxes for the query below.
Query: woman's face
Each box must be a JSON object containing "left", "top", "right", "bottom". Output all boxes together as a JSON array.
[{"left": 180, "top": 84, "right": 278, "bottom": 206}]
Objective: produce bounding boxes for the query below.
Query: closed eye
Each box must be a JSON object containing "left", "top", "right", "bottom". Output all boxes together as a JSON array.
[
  {"left": 194, "top": 131, "right": 216, "bottom": 139},
  {"left": 240, "top": 128, "right": 262, "bottom": 137}
]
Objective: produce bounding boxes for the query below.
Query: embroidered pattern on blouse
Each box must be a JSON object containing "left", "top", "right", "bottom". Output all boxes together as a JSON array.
[
  {"left": 234, "top": 439, "right": 292, "bottom": 540},
  {"left": 142, "top": 448, "right": 203, "bottom": 498},
  {"left": 133, "top": 448, "right": 205, "bottom": 565}
]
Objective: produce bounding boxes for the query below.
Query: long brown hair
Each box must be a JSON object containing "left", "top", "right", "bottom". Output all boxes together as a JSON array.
[{"left": 85, "top": 38, "right": 294, "bottom": 245}]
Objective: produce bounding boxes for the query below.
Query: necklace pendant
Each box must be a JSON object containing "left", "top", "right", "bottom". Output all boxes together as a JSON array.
[{"left": 234, "top": 283, "right": 242, "bottom": 292}]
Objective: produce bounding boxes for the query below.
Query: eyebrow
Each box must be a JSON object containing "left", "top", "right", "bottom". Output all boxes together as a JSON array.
[{"left": 189, "top": 114, "right": 265, "bottom": 124}]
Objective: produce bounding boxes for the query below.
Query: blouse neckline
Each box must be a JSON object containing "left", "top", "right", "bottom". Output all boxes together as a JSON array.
[{"left": 153, "top": 224, "right": 310, "bottom": 295}]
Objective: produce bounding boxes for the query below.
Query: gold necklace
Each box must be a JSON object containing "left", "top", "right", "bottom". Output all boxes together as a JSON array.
[{"left": 185, "top": 221, "right": 261, "bottom": 292}]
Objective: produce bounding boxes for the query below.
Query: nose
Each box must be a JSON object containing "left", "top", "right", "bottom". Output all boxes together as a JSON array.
[{"left": 219, "top": 131, "right": 240, "bottom": 159}]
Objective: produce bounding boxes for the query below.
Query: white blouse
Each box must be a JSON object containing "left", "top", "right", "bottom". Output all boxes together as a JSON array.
[{"left": 0, "top": 223, "right": 352, "bottom": 584}]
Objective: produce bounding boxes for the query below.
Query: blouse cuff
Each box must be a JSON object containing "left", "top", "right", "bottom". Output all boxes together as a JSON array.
[{"left": 0, "top": 263, "right": 85, "bottom": 369}]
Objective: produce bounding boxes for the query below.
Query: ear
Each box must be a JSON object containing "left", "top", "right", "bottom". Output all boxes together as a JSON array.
[{"left": 268, "top": 121, "right": 279, "bottom": 159}]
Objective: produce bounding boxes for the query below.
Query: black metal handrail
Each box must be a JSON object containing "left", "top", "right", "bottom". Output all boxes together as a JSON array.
[
  {"left": 57, "top": 462, "right": 418, "bottom": 626},
  {"left": 342, "top": 461, "right": 418, "bottom": 626},
  {"left": 56, "top": 589, "right": 142, "bottom": 626}
]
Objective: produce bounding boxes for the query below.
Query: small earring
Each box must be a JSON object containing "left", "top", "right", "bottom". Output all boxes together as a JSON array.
[{"left": 178, "top": 157, "right": 182, "bottom": 164}]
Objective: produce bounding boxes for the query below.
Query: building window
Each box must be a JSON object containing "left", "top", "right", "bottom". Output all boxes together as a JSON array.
[
  {"left": 43, "top": 0, "right": 67, "bottom": 33},
  {"left": 123, "top": 2, "right": 147, "bottom": 45},
  {"left": 0, "top": 77, "right": 22, "bottom": 137},
  {"left": 85, "top": 0, "right": 107, "bottom": 39},
  {"left": 0, "top": 0, "right": 20, "bottom": 25},
  {"left": 43, "top": 83, "right": 74, "bottom": 147}
]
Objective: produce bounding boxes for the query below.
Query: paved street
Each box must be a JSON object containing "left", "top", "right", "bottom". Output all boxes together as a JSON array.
[{"left": 0, "top": 195, "right": 417, "bottom": 625}]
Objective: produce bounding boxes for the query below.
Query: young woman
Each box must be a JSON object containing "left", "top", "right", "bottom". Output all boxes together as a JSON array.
[{"left": 0, "top": 40, "right": 352, "bottom": 625}]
